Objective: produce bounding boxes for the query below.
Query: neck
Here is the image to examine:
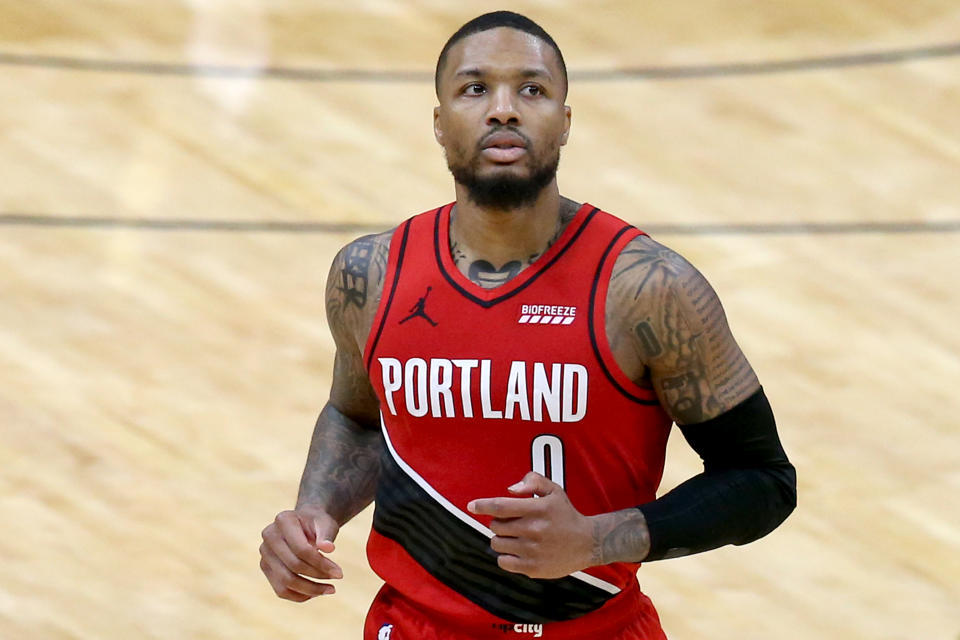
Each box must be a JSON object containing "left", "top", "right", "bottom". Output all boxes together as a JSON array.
[
  {"left": 450, "top": 182, "right": 574, "bottom": 266},
  {"left": 448, "top": 183, "right": 581, "bottom": 289}
]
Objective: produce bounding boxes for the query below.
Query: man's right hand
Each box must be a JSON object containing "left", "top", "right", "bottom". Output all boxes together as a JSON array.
[{"left": 259, "top": 506, "right": 343, "bottom": 602}]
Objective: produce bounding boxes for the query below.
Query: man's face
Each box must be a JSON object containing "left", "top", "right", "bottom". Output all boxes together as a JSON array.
[{"left": 434, "top": 28, "right": 571, "bottom": 209}]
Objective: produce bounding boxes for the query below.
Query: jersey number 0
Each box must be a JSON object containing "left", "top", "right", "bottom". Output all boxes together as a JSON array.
[{"left": 531, "top": 434, "right": 565, "bottom": 489}]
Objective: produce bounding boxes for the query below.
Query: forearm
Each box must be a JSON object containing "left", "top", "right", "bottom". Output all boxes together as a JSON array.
[
  {"left": 588, "top": 509, "right": 651, "bottom": 565},
  {"left": 296, "top": 402, "right": 383, "bottom": 525},
  {"left": 637, "top": 462, "right": 795, "bottom": 561},
  {"left": 589, "top": 388, "right": 796, "bottom": 565},
  {"left": 589, "top": 466, "right": 795, "bottom": 566}
]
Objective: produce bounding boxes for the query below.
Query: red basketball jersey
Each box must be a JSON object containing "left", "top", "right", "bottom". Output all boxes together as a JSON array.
[{"left": 362, "top": 202, "right": 672, "bottom": 637}]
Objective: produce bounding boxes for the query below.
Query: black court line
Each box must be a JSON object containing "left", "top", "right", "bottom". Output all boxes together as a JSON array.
[
  {"left": 576, "top": 41, "right": 960, "bottom": 80},
  {"left": 1, "top": 41, "right": 958, "bottom": 82},
  {"left": 0, "top": 213, "right": 385, "bottom": 233},
  {"left": 2, "top": 213, "right": 957, "bottom": 236}
]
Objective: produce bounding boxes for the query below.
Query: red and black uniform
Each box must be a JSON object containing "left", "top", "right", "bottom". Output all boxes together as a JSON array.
[{"left": 362, "top": 203, "right": 672, "bottom": 639}]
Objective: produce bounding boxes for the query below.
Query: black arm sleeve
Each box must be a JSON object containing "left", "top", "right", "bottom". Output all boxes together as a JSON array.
[{"left": 638, "top": 387, "right": 797, "bottom": 561}]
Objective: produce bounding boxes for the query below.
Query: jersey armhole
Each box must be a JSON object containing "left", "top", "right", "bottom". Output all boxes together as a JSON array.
[
  {"left": 588, "top": 226, "right": 661, "bottom": 405},
  {"left": 363, "top": 220, "right": 412, "bottom": 371}
]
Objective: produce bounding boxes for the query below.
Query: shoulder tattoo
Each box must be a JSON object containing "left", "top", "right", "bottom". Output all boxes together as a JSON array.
[
  {"left": 609, "top": 236, "right": 757, "bottom": 424},
  {"left": 326, "top": 233, "right": 391, "bottom": 339}
]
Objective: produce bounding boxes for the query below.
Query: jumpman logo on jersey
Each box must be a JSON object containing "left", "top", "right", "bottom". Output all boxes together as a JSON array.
[{"left": 399, "top": 286, "right": 438, "bottom": 326}]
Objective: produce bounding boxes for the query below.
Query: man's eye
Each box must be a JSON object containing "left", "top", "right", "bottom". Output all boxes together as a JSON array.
[
  {"left": 521, "top": 85, "right": 543, "bottom": 97},
  {"left": 464, "top": 83, "right": 485, "bottom": 95}
]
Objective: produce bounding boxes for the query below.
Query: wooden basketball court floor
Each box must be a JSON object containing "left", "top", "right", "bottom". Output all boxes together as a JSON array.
[{"left": 1, "top": 2, "right": 957, "bottom": 638}]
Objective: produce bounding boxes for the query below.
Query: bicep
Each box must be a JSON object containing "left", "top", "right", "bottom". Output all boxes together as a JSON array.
[
  {"left": 324, "top": 240, "right": 387, "bottom": 431},
  {"left": 620, "top": 241, "right": 759, "bottom": 424},
  {"left": 328, "top": 346, "right": 381, "bottom": 429}
]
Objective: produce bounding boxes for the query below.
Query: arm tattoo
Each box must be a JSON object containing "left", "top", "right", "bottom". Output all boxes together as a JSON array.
[
  {"left": 297, "top": 403, "right": 382, "bottom": 525},
  {"left": 311, "top": 232, "right": 392, "bottom": 522},
  {"left": 614, "top": 246, "right": 688, "bottom": 299},
  {"left": 657, "top": 282, "right": 716, "bottom": 423},
  {"left": 326, "top": 233, "right": 390, "bottom": 348},
  {"left": 608, "top": 237, "right": 758, "bottom": 424},
  {"left": 336, "top": 237, "right": 383, "bottom": 310},
  {"left": 634, "top": 320, "right": 663, "bottom": 358},
  {"left": 590, "top": 509, "right": 651, "bottom": 565}
]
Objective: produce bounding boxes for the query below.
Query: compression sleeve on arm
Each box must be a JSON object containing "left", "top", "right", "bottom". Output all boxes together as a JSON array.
[{"left": 638, "top": 387, "right": 797, "bottom": 561}]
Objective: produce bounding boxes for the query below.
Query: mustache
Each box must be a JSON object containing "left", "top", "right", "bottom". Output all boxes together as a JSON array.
[{"left": 477, "top": 126, "right": 532, "bottom": 151}]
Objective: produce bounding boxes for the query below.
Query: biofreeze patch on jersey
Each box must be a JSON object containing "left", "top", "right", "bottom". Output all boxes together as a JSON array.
[{"left": 518, "top": 304, "right": 577, "bottom": 325}]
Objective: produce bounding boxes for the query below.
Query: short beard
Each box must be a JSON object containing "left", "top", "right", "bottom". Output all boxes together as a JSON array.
[{"left": 449, "top": 150, "right": 560, "bottom": 210}]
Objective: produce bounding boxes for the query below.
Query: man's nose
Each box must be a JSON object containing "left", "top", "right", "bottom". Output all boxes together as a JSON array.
[{"left": 485, "top": 86, "right": 520, "bottom": 126}]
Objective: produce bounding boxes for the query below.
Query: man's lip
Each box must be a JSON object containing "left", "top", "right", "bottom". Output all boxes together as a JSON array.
[
  {"left": 481, "top": 146, "right": 527, "bottom": 163},
  {"left": 481, "top": 132, "right": 527, "bottom": 149}
]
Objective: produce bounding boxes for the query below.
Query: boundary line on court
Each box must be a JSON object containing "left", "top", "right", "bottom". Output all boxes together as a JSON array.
[
  {"left": 1, "top": 41, "right": 958, "bottom": 81},
  {"left": 2, "top": 213, "right": 957, "bottom": 236}
]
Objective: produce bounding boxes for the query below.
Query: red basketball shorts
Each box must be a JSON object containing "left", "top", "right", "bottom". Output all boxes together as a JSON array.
[{"left": 363, "top": 584, "right": 667, "bottom": 640}]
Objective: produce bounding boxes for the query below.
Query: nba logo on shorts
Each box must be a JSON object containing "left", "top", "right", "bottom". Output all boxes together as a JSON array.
[{"left": 378, "top": 623, "right": 394, "bottom": 640}]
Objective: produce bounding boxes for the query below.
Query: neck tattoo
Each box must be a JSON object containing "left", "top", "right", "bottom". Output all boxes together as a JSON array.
[{"left": 451, "top": 202, "right": 577, "bottom": 289}]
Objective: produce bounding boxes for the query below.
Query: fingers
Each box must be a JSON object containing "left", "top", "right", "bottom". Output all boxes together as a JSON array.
[
  {"left": 488, "top": 512, "right": 547, "bottom": 562},
  {"left": 260, "top": 510, "right": 343, "bottom": 602},
  {"left": 472, "top": 474, "right": 586, "bottom": 580},
  {"left": 488, "top": 533, "right": 532, "bottom": 576},
  {"left": 260, "top": 543, "right": 337, "bottom": 600},
  {"left": 508, "top": 471, "right": 559, "bottom": 497},
  {"left": 260, "top": 534, "right": 342, "bottom": 581},
  {"left": 496, "top": 553, "right": 534, "bottom": 575},
  {"left": 489, "top": 515, "right": 547, "bottom": 539},
  {"left": 491, "top": 543, "right": 558, "bottom": 579},
  {"left": 276, "top": 589, "right": 312, "bottom": 603},
  {"left": 468, "top": 473, "right": 562, "bottom": 517},
  {"left": 469, "top": 495, "right": 548, "bottom": 518},
  {"left": 298, "top": 509, "right": 339, "bottom": 553},
  {"left": 490, "top": 534, "right": 526, "bottom": 556},
  {"left": 260, "top": 510, "right": 344, "bottom": 603},
  {"left": 272, "top": 511, "right": 343, "bottom": 576},
  {"left": 312, "top": 518, "right": 338, "bottom": 555}
]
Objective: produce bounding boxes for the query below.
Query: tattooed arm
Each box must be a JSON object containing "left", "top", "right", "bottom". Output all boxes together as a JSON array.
[
  {"left": 584, "top": 235, "right": 794, "bottom": 565},
  {"left": 471, "top": 234, "right": 792, "bottom": 578},
  {"left": 605, "top": 234, "right": 759, "bottom": 421},
  {"left": 260, "top": 231, "right": 392, "bottom": 602},
  {"left": 297, "top": 232, "right": 392, "bottom": 519}
]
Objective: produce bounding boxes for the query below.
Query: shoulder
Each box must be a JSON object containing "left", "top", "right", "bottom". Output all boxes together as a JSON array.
[
  {"left": 607, "top": 233, "right": 706, "bottom": 315},
  {"left": 337, "top": 228, "right": 395, "bottom": 258},
  {"left": 329, "top": 230, "right": 394, "bottom": 274},
  {"left": 326, "top": 229, "right": 395, "bottom": 302},
  {"left": 604, "top": 233, "right": 759, "bottom": 423},
  {"left": 604, "top": 233, "right": 708, "bottom": 375},
  {"left": 325, "top": 228, "right": 397, "bottom": 349}
]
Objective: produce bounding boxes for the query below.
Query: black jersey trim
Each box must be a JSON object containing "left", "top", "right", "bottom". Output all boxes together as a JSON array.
[
  {"left": 433, "top": 206, "right": 600, "bottom": 309},
  {"left": 373, "top": 421, "right": 620, "bottom": 623},
  {"left": 588, "top": 227, "right": 662, "bottom": 406},
  {"left": 365, "top": 219, "right": 413, "bottom": 371}
]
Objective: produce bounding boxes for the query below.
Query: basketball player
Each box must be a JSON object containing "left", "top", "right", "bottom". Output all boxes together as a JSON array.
[{"left": 259, "top": 11, "right": 796, "bottom": 639}]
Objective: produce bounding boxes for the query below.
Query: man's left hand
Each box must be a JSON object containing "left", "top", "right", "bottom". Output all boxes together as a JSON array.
[{"left": 467, "top": 471, "right": 595, "bottom": 579}]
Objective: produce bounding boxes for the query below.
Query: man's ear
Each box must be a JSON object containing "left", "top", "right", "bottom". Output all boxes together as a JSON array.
[
  {"left": 560, "top": 105, "right": 571, "bottom": 146},
  {"left": 434, "top": 106, "right": 444, "bottom": 145}
]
